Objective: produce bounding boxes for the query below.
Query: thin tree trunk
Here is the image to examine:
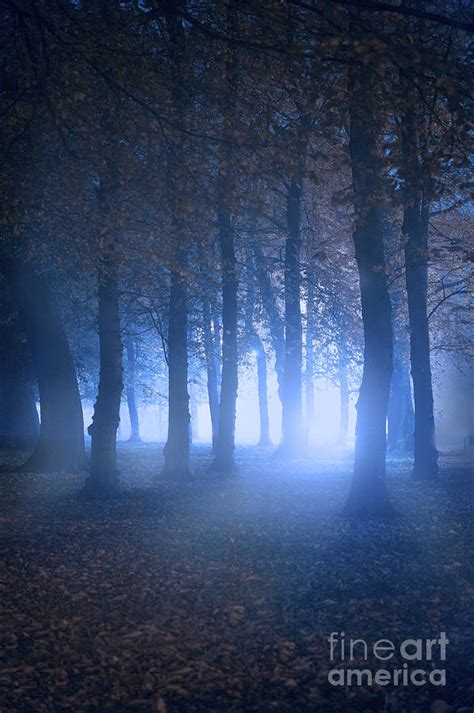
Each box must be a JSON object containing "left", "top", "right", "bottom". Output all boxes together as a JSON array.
[
  {"left": 202, "top": 298, "right": 220, "bottom": 452},
  {"left": 278, "top": 176, "right": 304, "bottom": 456},
  {"left": 337, "top": 337, "right": 349, "bottom": 446},
  {"left": 387, "top": 354, "right": 414, "bottom": 454},
  {"left": 253, "top": 241, "right": 285, "bottom": 403},
  {"left": 189, "top": 379, "right": 199, "bottom": 443},
  {"left": 158, "top": 401, "right": 164, "bottom": 442},
  {"left": 157, "top": 1, "right": 191, "bottom": 479},
  {"left": 161, "top": 266, "right": 191, "bottom": 479},
  {"left": 344, "top": 63, "right": 394, "bottom": 517},
  {"left": 402, "top": 128, "right": 438, "bottom": 477},
  {"left": 209, "top": 210, "right": 238, "bottom": 473},
  {"left": 305, "top": 273, "right": 315, "bottom": 444},
  {"left": 244, "top": 251, "right": 271, "bottom": 446},
  {"left": 125, "top": 337, "right": 141, "bottom": 443},
  {"left": 209, "top": 2, "right": 238, "bottom": 473},
  {"left": 399, "top": 28, "right": 438, "bottom": 481},
  {"left": 254, "top": 335, "right": 272, "bottom": 446},
  {"left": 3, "top": 258, "right": 84, "bottom": 472},
  {"left": 84, "top": 248, "right": 123, "bottom": 497},
  {"left": 402, "top": 365, "right": 415, "bottom": 453}
]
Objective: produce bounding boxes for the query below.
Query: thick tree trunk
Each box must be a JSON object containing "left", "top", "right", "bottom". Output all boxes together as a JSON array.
[
  {"left": 3, "top": 258, "right": 84, "bottom": 472},
  {"left": 277, "top": 177, "right": 304, "bottom": 456},
  {"left": 161, "top": 267, "right": 191, "bottom": 479},
  {"left": 0, "top": 357, "right": 39, "bottom": 452},
  {"left": 125, "top": 337, "right": 141, "bottom": 444},
  {"left": 402, "top": 187, "right": 438, "bottom": 478},
  {"left": 209, "top": 210, "right": 238, "bottom": 473},
  {"left": 344, "top": 65, "right": 394, "bottom": 517},
  {"left": 0, "top": 292, "right": 39, "bottom": 452},
  {"left": 202, "top": 298, "right": 220, "bottom": 452},
  {"left": 0, "top": 376, "right": 39, "bottom": 452},
  {"left": 84, "top": 252, "right": 123, "bottom": 497}
]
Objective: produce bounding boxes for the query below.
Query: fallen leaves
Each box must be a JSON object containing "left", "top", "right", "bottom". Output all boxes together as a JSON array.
[{"left": 0, "top": 445, "right": 473, "bottom": 711}]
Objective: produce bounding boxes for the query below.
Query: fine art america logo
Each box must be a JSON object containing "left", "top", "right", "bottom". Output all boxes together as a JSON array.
[{"left": 327, "top": 632, "right": 449, "bottom": 687}]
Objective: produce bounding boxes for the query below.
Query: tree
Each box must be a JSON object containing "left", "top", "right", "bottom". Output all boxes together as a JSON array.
[
  {"left": 4, "top": 259, "right": 85, "bottom": 473},
  {"left": 344, "top": 48, "right": 394, "bottom": 517},
  {"left": 0, "top": 285, "right": 39, "bottom": 452},
  {"left": 399, "top": 70, "right": 439, "bottom": 479},
  {"left": 83, "top": 167, "right": 123, "bottom": 498},
  {"left": 209, "top": 2, "right": 240, "bottom": 474},
  {"left": 125, "top": 337, "right": 142, "bottom": 444}
]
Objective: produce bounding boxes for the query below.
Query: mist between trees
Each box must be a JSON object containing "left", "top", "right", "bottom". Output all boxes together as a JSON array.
[{"left": 0, "top": 0, "right": 472, "bottom": 516}]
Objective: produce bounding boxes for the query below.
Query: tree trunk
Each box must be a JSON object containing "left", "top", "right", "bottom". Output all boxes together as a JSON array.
[
  {"left": 244, "top": 251, "right": 271, "bottom": 447},
  {"left": 161, "top": 267, "right": 191, "bottom": 479},
  {"left": 305, "top": 273, "right": 315, "bottom": 444},
  {"left": 401, "top": 114, "right": 438, "bottom": 478},
  {"left": 209, "top": 210, "right": 238, "bottom": 473},
  {"left": 402, "top": 367, "right": 415, "bottom": 453},
  {"left": 337, "top": 337, "right": 350, "bottom": 446},
  {"left": 125, "top": 337, "right": 141, "bottom": 444},
  {"left": 202, "top": 298, "right": 220, "bottom": 452},
  {"left": 344, "top": 63, "right": 394, "bottom": 517},
  {"left": 158, "top": 401, "right": 164, "bottom": 442},
  {"left": 0, "top": 375, "right": 39, "bottom": 452},
  {"left": 0, "top": 292, "right": 39, "bottom": 452},
  {"left": 189, "top": 380, "right": 199, "bottom": 444},
  {"left": 387, "top": 354, "right": 414, "bottom": 454},
  {"left": 254, "top": 335, "right": 272, "bottom": 446},
  {"left": 84, "top": 250, "right": 123, "bottom": 497},
  {"left": 3, "top": 258, "right": 84, "bottom": 472},
  {"left": 155, "top": 1, "right": 191, "bottom": 478},
  {"left": 0, "top": 357, "right": 39, "bottom": 453},
  {"left": 253, "top": 241, "right": 285, "bottom": 403},
  {"left": 277, "top": 176, "right": 304, "bottom": 456}
]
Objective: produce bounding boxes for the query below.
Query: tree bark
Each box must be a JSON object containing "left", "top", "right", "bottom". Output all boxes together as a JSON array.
[
  {"left": 244, "top": 251, "right": 271, "bottom": 447},
  {"left": 157, "top": 1, "right": 191, "bottom": 479},
  {"left": 277, "top": 176, "right": 304, "bottom": 456},
  {"left": 189, "top": 379, "right": 199, "bottom": 444},
  {"left": 401, "top": 98, "right": 438, "bottom": 479},
  {"left": 3, "top": 258, "right": 84, "bottom": 472},
  {"left": 209, "top": 1, "right": 238, "bottom": 474},
  {"left": 337, "top": 336, "right": 350, "bottom": 446},
  {"left": 209, "top": 210, "right": 238, "bottom": 473},
  {"left": 387, "top": 354, "right": 414, "bottom": 455},
  {"left": 254, "top": 335, "right": 272, "bottom": 446},
  {"left": 305, "top": 273, "right": 315, "bottom": 444},
  {"left": 84, "top": 248, "right": 123, "bottom": 497},
  {"left": 344, "top": 63, "right": 394, "bottom": 517},
  {"left": 125, "top": 336, "right": 141, "bottom": 443},
  {"left": 0, "top": 291, "right": 39, "bottom": 452},
  {"left": 0, "top": 373, "right": 39, "bottom": 452},
  {"left": 161, "top": 266, "right": 191, "bottom": 479},
  {"left": 202, "top": 298, "right": 220, "bottom": 452},
  {"left": 253, "top": 241, "right": 285, "bottom": 403}
]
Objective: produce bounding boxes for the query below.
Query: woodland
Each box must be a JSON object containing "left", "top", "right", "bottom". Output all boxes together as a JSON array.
[{"left": 0, "top": 1, "right": 473, "bottom": 712}]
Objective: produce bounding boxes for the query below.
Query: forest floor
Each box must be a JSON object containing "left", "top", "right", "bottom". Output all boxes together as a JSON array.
[{"left": 1, "top": 444, "right": 473, "bottom": 713}]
